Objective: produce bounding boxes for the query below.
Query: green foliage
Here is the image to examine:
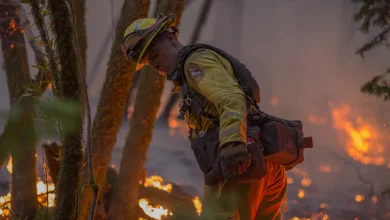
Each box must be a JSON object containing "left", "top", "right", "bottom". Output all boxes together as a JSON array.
[
  {"left": 33, "top": 203, "right": 54, "bottom": 220},
  {"left": 34, "top": 97, "right": 82, "bottom": 141},
  {"left": 360, "top": 72, "right": 390, "bottom": 101},
  {"left": 351, "top": 0, "right": 390, "bottom": 101},
  {"left": 1, "top": 97, "right": 81, "bottom": 144},
  {"left": 352, "top": 0, "right": 390, "bottom": 56}
]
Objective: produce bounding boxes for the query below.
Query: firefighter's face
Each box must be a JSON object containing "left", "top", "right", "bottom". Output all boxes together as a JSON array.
[{"left": 146, "top": 33, "right": 180, "bottom": 76}]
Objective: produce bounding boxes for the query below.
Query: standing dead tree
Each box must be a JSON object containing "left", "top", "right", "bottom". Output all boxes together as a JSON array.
[
  {"left": 0, "top": 1, "right": 38, "bottom": 219},
  {"left": 158, "top": 0, "right": 214, "bottom": 125},
  {"left": 78, "top": 1, "right": 150, "bottom": 219},
  {"left": 108, "top": 1, "right": 185, "bottom": 219}
]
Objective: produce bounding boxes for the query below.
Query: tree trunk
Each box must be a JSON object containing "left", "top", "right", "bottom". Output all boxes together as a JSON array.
[
  {"left": 72, "top": 0, "right": 87, "bottom": 119},
  {"left": 42, "top": 142, "right": 62, "bottom": 184},
  {"left": 0, "top": 0, "right": 50, "bottom": 171},
  {"left": 108, "top": 1, "right": 185, "bottom": 219},
  {"left": 78, "top": 1, "right": 150, "bottom": 219},
  {"left": 73, "top": 0, "right": 87, "bottom": 76},
  {"left": 158, "top": 0, "right": 213, "bottom": 125},
  {"left": 46, "top": 0, "right": 84, "bottom": 219},
  {"left": 0, "top": 1, "right": 38, "bottom": 219}
]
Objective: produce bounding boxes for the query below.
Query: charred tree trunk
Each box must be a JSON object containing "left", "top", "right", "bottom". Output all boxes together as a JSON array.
[
  {"left": 42, "top": 142, "right": 61, "bottom": 184},
  {"left": 0, "top": 0, "right": 50, "bottom": 171},
  {"left": 158, "top": 0, "right": 213, "bottom": 125},
  {"left": 108, "top": 1, "right": 185, "bottom": 219},
  {"left": 78, "top": 1, "right": 150, "bottom": 219},
  {"left": 46, "top": 0, "right": 84, "bottom": 219},
  {"left": 72, "top": 0, "right": 87, "bottom": 118},
  {"left": 73, "top": 0, "right": 87, "bottom": 76},
  {"left": 0, "top": 1, "right": 38, "bottom": 219}
]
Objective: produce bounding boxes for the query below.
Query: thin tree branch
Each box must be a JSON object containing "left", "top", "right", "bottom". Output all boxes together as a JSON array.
[
  {"left": 65, "top": 2, "right": 98, "bottom": 219},
  {"left": 30, "top": 0, "right": 60, "bottom": 93},
  {"left": 15, "top": 0, "right": 52, "bottom": 93}
]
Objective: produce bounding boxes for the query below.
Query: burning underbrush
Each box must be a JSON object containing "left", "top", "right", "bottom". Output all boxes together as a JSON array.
[
  {"left": 2, "top": 100, "right": 390, "bottom": 219},
  {"left": 0, "top": 163, "right": 200, "bottom": 220}
]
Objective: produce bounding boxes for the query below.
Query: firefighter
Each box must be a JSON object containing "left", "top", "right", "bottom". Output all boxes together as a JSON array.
[{"left": 120, "top": 14, "right": 287, "bottom": 220}]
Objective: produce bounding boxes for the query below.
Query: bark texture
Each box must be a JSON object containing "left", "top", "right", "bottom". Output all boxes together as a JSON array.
[
  {"left": 108, "top": 1, "right": 185, "bottom": 219},
  {"left": 42, "top": 142, "right": 62, "bottom": 184},
  {"left": 78, "top": 1, "right": 150, "bottom": 219},
  {"left": 47, "top": 0, "right": 84, "bottom": 219},
  {"left": 73, "top": 0, "right": 87, "bottom": 76},
  {"left": 0, "top": 1, "right": 38, "bottom": 219}
]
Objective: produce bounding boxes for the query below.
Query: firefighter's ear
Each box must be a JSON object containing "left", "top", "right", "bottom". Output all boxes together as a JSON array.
[{"left": 164, "top": 32, "right": 176, "bottom": 43}]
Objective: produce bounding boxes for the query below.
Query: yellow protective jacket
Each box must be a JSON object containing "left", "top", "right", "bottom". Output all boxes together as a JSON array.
[{"left": 182, "top": 48, "right": 248, "bottom": 147}]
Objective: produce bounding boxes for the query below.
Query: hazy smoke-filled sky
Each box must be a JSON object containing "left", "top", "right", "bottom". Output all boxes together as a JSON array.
[{"left": 1, "top": 0, "right": 390, "bottom": 194}]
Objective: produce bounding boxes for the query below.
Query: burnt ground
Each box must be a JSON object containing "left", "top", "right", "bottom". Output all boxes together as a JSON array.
[{"left": 1, "top": 120, "right": 390, "bottom": 219}]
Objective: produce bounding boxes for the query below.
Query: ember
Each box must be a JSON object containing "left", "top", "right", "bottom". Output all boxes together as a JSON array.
[{"left": 297, "top": 188, "right": 305, "bottom": 198}]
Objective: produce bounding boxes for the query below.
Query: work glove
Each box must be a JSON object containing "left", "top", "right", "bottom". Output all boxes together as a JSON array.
[
  {"left": 247, "top": 108, "right": 265, "bottom": 126},
  {"left": 221, "top": 142, "right": 252, "bottom": 175}
]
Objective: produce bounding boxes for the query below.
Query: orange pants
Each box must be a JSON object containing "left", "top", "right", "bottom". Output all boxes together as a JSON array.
[{"left": 200, "top": 161, "right": 287, "bottom": 220}]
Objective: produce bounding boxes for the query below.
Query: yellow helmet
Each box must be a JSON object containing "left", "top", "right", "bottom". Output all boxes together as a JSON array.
[{"left": 120, "top": 13, "right": 178, "bottom": 70}]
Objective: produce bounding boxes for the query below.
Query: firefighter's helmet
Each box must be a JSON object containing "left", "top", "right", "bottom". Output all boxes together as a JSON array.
[{"left": 120, "top": 13, "right": 178, "bottom": 70}]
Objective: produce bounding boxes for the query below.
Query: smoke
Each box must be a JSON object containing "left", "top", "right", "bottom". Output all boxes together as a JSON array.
[
  {"left": 1, "top": 0, "right": 389, "bottom": 201},
  {"left": 176, "top": 0, "right": 390, "bottom": 197}
]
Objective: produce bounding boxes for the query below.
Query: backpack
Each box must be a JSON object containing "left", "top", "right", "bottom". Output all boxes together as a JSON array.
[{"left": 171, "top": 43, "right": 313, "bottom": 170}]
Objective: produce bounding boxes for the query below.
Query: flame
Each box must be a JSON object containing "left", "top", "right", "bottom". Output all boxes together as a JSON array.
[
  {"left": 0, "top": 193, "right": 11, "bottom": 217},
  {"left": 0, "top": 179, "right": 55, "bottom": 217},
  {"left": 318, "top": 164, "right": 332, "bottom": 173},
  {"left": 140, "top": 175, "right": 203, "bottom": 217},
  {"left": 330, "top": 104, "right": 386, "bottom": 165},
  {"left": 6, "top": 157, "right": 12, "bottom": 174},
  {"left": 192, "top": 196, "right": 202, "bottom": 216},
  {"left": 138, "top": 198, "right": 172, "bottom": 220},
  {"left": 36, "top": 180, "right": 56, "bottom": 207},
  {"left": 287, "top": 177, "right": 294, "bottom": 184},
  {"left": 143, "top": 175, "right": 172, "bottom": 193},
  {"left": 355, "top": 194, "right": 364, "bottom": 202}
]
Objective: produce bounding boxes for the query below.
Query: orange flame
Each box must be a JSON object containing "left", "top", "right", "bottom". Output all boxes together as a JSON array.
[
  {"left": 6, "top": 158, "right": 12, "bottom": 174},
  {"left": 143, "top": 175, "right": 172, "bottom": 193},
  {"left": 138, "top": 198, "right": 172, "bottom": 220},
  {"left": 140, "top": 175, "right": 203, "bottom": 217},
  {"left": 192, "top": 196, "right": 202, "bottom": 216},
  {"left": 330, "top": 104, "right": 386, "bottom": 165},
  {"left": 0, "top": 179, "right": 55, "bottom": 217}
]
